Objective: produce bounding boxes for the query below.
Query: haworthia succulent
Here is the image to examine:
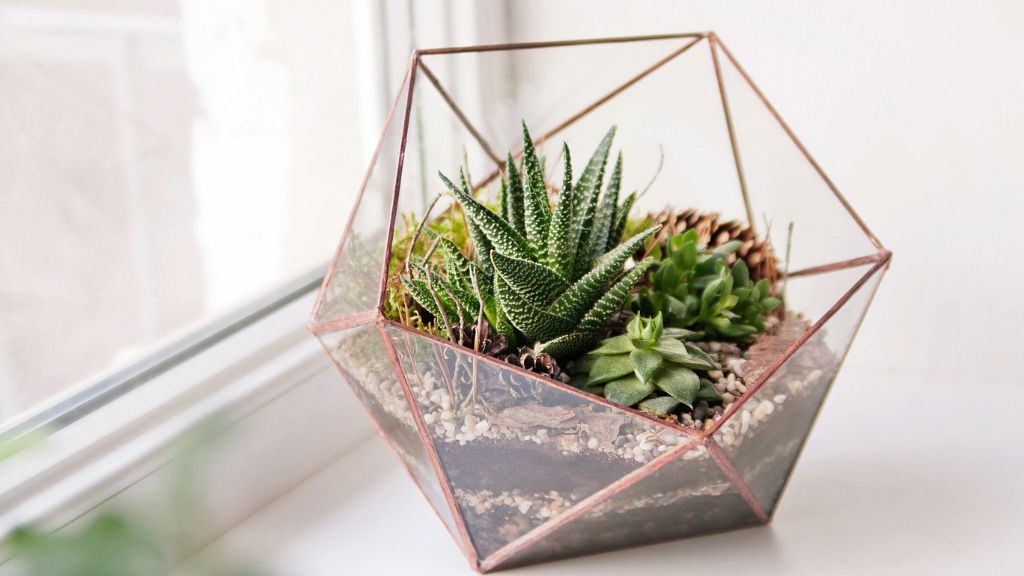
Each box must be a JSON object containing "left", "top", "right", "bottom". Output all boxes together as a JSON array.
[
  {"left": 439, "top": 170, "right": 532, "bottom": 261},
  {"left": 403, "top": 122, "right": 650, "bottom": 359},
  {"left": 545, "top": 144, "right": 575, "bottom": 277},
  {"left": 520, "top": 122, "right": 551, "bottom": 254}
]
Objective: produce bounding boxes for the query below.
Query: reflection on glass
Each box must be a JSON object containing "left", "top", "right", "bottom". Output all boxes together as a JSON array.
[{"left": 0, "top": 2, "right": 380, "bottom": 424}]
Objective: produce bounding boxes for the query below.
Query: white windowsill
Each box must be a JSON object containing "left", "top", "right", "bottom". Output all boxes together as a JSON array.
[
  {"left": 0, "top": 291, "right": 375, "bottom": 563},
  {"left": 173, "top": 369, "right": 1023, "bottom": 575}
]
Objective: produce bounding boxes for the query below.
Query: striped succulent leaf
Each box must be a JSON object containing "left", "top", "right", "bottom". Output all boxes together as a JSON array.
[
  {"left": 570, "top": 126, "right": 617, "bottom": 280},
  {"left": 545, "top": 144, "right": 576, "bottom": 276},
  {"left": 439, "top": 170, "right": 532, "bottom": 261},
  {"left": 520, "top": 122, "right": 551, "bottom": 255},
  {"left": 589, "top": 152, "right": 623, "bottom": 261},
  {"left": 504, "top": 152, "right": 527, "bottom": 236}
]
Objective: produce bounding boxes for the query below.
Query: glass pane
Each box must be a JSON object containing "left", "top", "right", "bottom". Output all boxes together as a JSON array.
[
  {"left": 712, "top": 264, "right": 885, "bottom": 514},
  {"left": 0, "top": 2, "right": 383, "bottom": 425},
  {"left": 313, "top": 72, "right": 412, "bottom": 325},
  {"left": 317, "top": 324, "right": 459, "bottom": 540},
  {"left": 383, "top": 323, "right": 693, "bottom": 561},
  {"left": 492, "top": 441, "right": 761, "bottom": 570},
  {"left": 713, "top": 40, "right": 880, "bottom": 271},
  {"left": 418, "top": 36, "right": 749, "bottom": 221}
]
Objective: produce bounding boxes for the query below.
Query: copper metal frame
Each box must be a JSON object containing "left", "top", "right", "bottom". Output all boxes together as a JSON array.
[{"left": 309, "top": 32, "right": 891, "bottom": 573}]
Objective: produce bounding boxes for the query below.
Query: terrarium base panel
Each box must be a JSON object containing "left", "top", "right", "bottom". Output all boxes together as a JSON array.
[{"left": 311, "top": 310, "right": 850, "bottom": 571}]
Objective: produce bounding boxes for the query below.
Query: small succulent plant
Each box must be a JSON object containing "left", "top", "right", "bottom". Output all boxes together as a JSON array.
[
  {"left": 402, "top": 122, "right": 657, "bottom": 358},
  {"left": 583, "top": 313, "right": 722, "bottom": 415},
  {"left": 634, "top": 229, "right": 780, "bottom": 341}
]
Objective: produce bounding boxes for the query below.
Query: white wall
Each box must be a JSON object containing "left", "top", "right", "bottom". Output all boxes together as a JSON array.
[{"left": 499, "top": 0, "right": 1024, "bottom": 382}]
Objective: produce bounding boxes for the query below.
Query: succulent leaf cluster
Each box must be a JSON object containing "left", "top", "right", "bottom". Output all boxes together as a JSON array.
[
  {"left": 634, "top": 229, "right": 780, "bottom": 341},
  {"left": 584, "top": 313, "right": 722, "bottom": 414},
  {"left": 402, "top": 123, "right": 657, "bottom": 358}
]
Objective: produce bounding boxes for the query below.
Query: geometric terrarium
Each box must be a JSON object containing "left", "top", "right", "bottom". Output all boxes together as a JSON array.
[{"left": 310, "top": 32, "right": 890, "bottom": 572}]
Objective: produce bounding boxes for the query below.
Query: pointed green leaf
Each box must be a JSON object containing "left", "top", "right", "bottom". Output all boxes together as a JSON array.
[
  {"left": 504, "top": 153, "right": 527, "bottom": 236},
  {"left": 638, "top": 395, "right": 681, "bottom": 416},
  {"left": 484, "top": 294, "right": 516, "bottom": 342},
  {"left": 587, "top": 354, "right": 635, "bottom": 385},
  {"left": 609, "top": 191, "right": 637, "bottom": 251},
  {"left": 630, "top": 348, "right": 663, "bottom": 385},
  {"left": 499, "top": 173, "right": 511, "bottom": 224},
  {"left": 696, "top": 378, "right": 724, "bottom": 404},
  {"left": 731, "top": 258, "right": 750, "bottom": 287},
  {"left": 589, "top": 152, "right": 622, "bottom": 261},
  {"left": 683, "top": 343, "right": 717, "bottom": 369},
  {"left": 711, "top": 240, "right": 743, "bottom": 259},
  {"left": 578, "top": 258, "right": 654, "bottom": 332},
  {"left": 401, "top": 276, "right": 452, "bottom": 332},
  {"left": 604, "top": 375, "right": 655, "bottom": 407},
  {"left": 590, "top": 334, "right": 636, "bottom": 355},
  {"left": 549, "top": 226, "right": 658, "bottom": 322},
  {"left": 440, "top": 170, "right": 531, "bottom": 261},
  {"left": 520, "top": 122, "right": 551, "bottom": 251},
  {"left": 652, "top": 337, "right": 694, "bottom": 363},
  {"left": 545, "top": 143, "right": 575, "bottom": 276},
  {"left": 654, "top": 365, "right": 700, "bottom": 407},
  {"left": 493, "top": 265, "right": 573, "bottom": 342},
  {"left": 663, "top": 327, "right": 700, "bottom": 339},
  {"left": 534, "top": 332, "right": 596, "bottom": 358},
  {"left": 571, "top": 126, "right": 616, "bottom": 278},
  {"left": 490, "top": 250, "right": 568, "bottom": 307}
]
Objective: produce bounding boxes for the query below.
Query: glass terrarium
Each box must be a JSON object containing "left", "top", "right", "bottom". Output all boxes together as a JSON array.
[{"left": 310, "top": 32, "right": 890, "bottom": 572}]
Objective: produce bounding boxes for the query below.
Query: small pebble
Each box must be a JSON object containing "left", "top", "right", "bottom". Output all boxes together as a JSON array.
[
  {"left": 475, "top": 420, "right": 490, "bottom": 434},
  {"left": 722, "top": 392, "right": 736, "bottom": 404},
  {"left": 587, "top": 437, "right": 600, "bottom": 450},
  {"left": 726, "top": 358, "right": 745, "bottom": 376},
  {"left": 423, "top": 413, "right": 436, "bottom": 425},
  {"left": 708, "top": 370, "right": 724, "bottom": 380},
  {"left": 774, "top": 394, "right": 787, "bottom": 404}
]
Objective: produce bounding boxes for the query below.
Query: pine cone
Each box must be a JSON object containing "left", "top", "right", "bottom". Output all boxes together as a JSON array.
[
  {"left": 448, "top": 321, "right": 509, "bottom": 357},
  {"left": 502, "top": 347, "right": 569, "bottom": 383},
  {"left": 649, "top": 208, "right": 778, "bottom": 285}
]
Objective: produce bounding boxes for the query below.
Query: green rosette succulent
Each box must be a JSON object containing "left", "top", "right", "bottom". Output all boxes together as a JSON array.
[
  {"left": 634, "top": 229, "right": 780, "bottom": 341},
  {"left": 584, "top": 313, "right": 723, "bottom": 415}
]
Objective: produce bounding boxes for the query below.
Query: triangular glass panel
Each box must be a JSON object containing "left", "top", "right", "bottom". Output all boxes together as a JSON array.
[
  {"left": 317, "top": 324, "right": 460, "bottom": 540},
  {"left": 711, "top": 262, "right": 887, "bottom": 514},
  {"left": 382, "top": 323, "right": 696, "bottom": 560},
  {"left": 486, "top": 440, "right": 762, "bottom": 570}
]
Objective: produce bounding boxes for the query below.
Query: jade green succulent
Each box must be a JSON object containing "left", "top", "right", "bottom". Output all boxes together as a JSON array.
[
  {"left": 402, "top": 122, "right": 657, "bottom": 358},
  {"left": 634, "top": 228, "right": 780, "bottom": 341},
  {"left": 583, "top": 313, "right": 722, "bottom": 415}
]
